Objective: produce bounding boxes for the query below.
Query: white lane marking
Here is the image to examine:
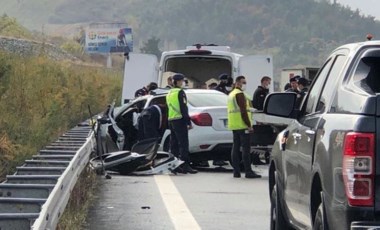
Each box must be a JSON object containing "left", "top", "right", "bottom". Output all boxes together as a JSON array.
[{"left": 154, "top": 175, "right": 201, "bottom": 230}]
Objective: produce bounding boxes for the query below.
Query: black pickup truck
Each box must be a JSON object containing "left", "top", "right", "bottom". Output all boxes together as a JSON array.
[{"left": 265, "top": 41, "right": 380, "bottom": 229}]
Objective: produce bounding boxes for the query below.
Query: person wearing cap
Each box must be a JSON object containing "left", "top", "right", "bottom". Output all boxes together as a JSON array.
[
  {"left": 295, "top": 77, "right": 309, "bottom": 108},
  {"left": 215, "top": 73, "right": 229, "bottom": 95},
  {"left": 166, "top": 73, "right": 198, "bottom": 174},
  {"left": 252, "top": 76, "right": 271, "bottom": 110},
  {"left": 228, "top": 76, "right": 261, "bottom": 179},
  {"left": 134, "top": 82, "right": 158, "bottom": 97},
  {"left": 225, "top": 76, "right": 234, "bottom": 93},
  {"left": 286, "top": 76, "right": 300, "bottom": 93}
]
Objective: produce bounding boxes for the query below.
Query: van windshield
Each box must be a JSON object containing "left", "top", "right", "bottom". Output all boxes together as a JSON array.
[
  {"left": 187, "top": 92, "right": 227, "bottom": 107},
  {"left": 164, "top": 56, "right": 232, "bottom": 88}
]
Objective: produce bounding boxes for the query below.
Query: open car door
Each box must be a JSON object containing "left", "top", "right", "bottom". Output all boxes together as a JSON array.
[{"left": 122, "top": 53, "right": 158, "bottom": 104}]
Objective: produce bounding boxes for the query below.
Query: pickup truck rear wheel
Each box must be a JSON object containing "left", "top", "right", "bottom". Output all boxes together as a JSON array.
[
  {"left": 313, "top": 203, "right": 328, "bottom": 230},
  {"left": 270, "top": 185, "right": 288, "bottom": 230}
]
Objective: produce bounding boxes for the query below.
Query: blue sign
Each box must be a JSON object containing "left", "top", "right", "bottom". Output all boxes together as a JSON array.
[{"left": 85, "top": 27, "right": 133, "bottom": 53}]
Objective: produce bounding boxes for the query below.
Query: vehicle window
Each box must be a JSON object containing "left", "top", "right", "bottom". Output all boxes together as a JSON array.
[
  {"left": 149, "top": 96, "right": 167, "bottom": 106},
  {"left": 187, "top": 93, "right": 227, "bottom": 107},
  {"left": 304, "top": 58, "right": 333, "bottom": 114},
  {"left": 331, "top": 49, "right": 380, "bottom": 114},
  {"left": 119, "top": 99, "right": 147, "bottom": 117},
  {"left": 353, "top": 56, "right": 380, "bottom": 93},
  {"left": 317, "top": 55, "right": 348, "bottom": 113}
]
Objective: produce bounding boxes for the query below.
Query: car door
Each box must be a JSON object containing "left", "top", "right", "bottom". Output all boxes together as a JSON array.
[
  {"left": 283, "top": 57, "right": 334, "bottom": 227},
  {"left": 293, "top": 53, "right": 349, "bottom": 227},
  {"left": 115, "top": 98, "right": 148, "bottom": 150}
]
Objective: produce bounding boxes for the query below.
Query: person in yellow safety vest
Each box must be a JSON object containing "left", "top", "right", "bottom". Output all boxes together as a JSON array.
[
  {"left": 227, "top": 76, "right": 262, "bottom": 179},
  {"left": 166, "top": 73, "right": 198, "bottom": 174}
]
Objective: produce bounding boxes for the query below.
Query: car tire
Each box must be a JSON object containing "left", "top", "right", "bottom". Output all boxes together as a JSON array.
[
  {"left": 313, "top": 203, "right": 328, "bottom": 230},
  {"left": 270, "top": 185, "right": 289, "bottom": 230}
]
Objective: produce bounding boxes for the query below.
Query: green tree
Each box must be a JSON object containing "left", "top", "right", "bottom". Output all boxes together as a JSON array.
[{"left": 140, "top": 36, "right": 162, "bottom": 58}]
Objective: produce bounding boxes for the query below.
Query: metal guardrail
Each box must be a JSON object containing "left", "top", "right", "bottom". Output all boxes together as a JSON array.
[{"left": 0, "top": 125, "right": 95, "bottom": 230}]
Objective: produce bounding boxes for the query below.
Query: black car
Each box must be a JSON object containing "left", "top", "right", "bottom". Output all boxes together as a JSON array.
[{"left": 265, "top": 41, "right": 380, "bottom": 229}]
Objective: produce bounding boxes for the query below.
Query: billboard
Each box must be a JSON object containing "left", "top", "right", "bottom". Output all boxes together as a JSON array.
[{"left": 85, "top": 27, "right": 133, "bottom": 53}]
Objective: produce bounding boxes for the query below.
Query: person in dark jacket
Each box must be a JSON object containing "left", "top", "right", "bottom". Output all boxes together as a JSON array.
[
  {"left": 295, "top": 77, "right": 309, "bottom": 108},
  {"left": 225, "top": 76, "right": 234, "bottom": 93},
  {"left": 215, "top": 73, "right": 229, "bottom": 95},
  {"left": 134, "top": 82, "right": 158, "bottom": 98},
  {"left": 286, "top": 76, "right": 300, "bottom": 93},
  {"left": 252, "top": 76, "right": 271, "bottom": 110},
  {"left": 138, "top": 104, "right": 167, "bottom": 140}
]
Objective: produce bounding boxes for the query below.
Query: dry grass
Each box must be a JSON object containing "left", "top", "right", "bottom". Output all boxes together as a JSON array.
[{"left": 57, "top": 165, "right": 98, "bottom": 230}]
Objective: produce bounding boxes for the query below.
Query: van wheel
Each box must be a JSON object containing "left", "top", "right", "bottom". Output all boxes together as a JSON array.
[
  {"left": 270, "top": 185, "right": 288, "bottom": 230},
  {"left": 313, "top": 203, "right": 328, "bottom": 230}
]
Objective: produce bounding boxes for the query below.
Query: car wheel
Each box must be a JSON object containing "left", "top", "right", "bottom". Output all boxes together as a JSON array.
[
  {"left": 270, "top": 185, "right": 288, "bottom": 230},
  {"left": 313, "top": 203, "right": 328, "bottom": 230}
]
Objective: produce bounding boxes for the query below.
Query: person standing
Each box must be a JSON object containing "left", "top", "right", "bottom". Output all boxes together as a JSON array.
[
  {"left": 166, "top": 73, "right": 197, "bottom": 174},
  {"left": 252, "top": 76, "right": 271, "bottom": 110},
  {"left": 286, "top": 76, "right": 300, "bottom": 93},
  {"left": 228, "top": 76, "right": 261, "bottom": 179},
  {"left": 134, "top": 82, "right": 158, "bottom": 98},
  {"left": 225, "top": 76, "right": 234, "bottom": 93},
  {"left": 215, "top": 73, "right": 229, "bottom": 94},
  {"left": 295, "top": 77, "right": 309, "bottom": 108}
]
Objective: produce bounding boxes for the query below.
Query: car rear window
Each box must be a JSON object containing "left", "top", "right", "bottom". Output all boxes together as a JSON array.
[
  {"left": 187, "top": 92, "right": 227, "bottom": 107},
  {"left": 352, "top": 49, "right": 380, "bottom": 93}
]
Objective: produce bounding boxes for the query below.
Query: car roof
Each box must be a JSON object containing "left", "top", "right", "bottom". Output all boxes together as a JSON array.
[
  {"left": 114, "top": 88, "right": 226, "bottom": 116},
  {"left": 118, "top": 89, "right": 225, "bottom": 108},
  {"left": 150, "top": 88, "right": 225, "bottom": 96},
  {"left": 334, "top": 40, "right": 380, "bottom": 53}
]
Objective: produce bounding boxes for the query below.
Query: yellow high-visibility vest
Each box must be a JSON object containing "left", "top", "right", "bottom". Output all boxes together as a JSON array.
[
  {"left": 227, "top": 88, "right": 252, "bottom": 130},
  {"left": 166, "top": 88, "right": 183, "bottom": 121}
]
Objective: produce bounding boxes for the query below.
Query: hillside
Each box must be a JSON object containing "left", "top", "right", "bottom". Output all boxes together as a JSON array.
[{"left": 1, "top": 0, "right": 379, "bottom": 73}]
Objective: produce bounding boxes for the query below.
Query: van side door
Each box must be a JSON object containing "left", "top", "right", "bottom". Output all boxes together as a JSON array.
[
  {"left": 122, "top": 53, "right": 158, "bottom": 104},
  {"left": 238, "top": 55, "right": 273, "bottom": 97}
]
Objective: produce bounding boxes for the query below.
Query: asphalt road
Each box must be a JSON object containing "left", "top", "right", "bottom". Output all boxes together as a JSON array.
[{"left": 85, "top": 164, "right": 270, "bottom": 230}]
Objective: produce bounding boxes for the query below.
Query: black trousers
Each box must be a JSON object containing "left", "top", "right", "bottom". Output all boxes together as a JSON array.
[
  {"left": 169, "top": 119, "right": 190, "bottom": 162},
  {"left": 231, "top": 129, "right": 253, "bottom": 174}
]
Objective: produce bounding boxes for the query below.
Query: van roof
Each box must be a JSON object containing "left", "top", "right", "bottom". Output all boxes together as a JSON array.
[{"left": 161, "top": 48, "right": 242, "bottom": 57}]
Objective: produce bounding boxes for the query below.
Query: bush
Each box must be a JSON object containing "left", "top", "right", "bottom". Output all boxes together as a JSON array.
[{"left": 0, "top": 51, "right": 122, "bottom": 180}]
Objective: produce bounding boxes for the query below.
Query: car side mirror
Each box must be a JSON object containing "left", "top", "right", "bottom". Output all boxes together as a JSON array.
[{"left": 263, "top": 92, "right": 298, "bottom": 118}]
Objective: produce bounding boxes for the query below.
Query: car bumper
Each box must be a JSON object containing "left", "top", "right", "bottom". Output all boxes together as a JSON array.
[
  {"left": 351, "top": 221, "right": 380, "bottom": 229},
  {"left": 188, "top": 127, "right": 232, "bottom": 153}
]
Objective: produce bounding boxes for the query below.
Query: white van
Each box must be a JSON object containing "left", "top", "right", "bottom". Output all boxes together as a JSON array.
[{"left": 122, "top": 44, "right": 273, "bottom": 104}]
